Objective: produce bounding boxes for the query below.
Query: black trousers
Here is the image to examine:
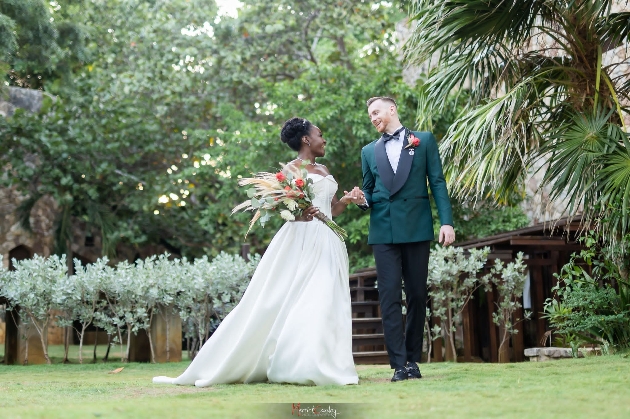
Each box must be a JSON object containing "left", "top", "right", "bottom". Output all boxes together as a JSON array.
[{"left": 373, "top": 241, "right": 430, "bottom": 369}]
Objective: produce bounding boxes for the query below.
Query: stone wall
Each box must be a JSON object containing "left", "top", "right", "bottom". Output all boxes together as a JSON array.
[
  {"left": 0, "top": 86, "right": 44, "bottom": 117},
  {"left": 0, "top": 188, "right": 57, "bottom": 268}
]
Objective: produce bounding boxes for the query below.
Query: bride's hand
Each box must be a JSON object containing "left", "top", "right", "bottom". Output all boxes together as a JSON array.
[
  {"left": 294, "top": 205, "right": 319, "bottom": 222},
  {"left": 342, "top": 187, "right": 365, "bottom": 205}
]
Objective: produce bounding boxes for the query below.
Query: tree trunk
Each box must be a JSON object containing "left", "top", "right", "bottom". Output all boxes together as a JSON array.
[
  {"left": 93, "top": 330, "right": 100, "bottom": 363},
  {"left": 24, "top": 309, "right": 50, "bottom": 365},
  {"left": 103, "top": 333, "right": 112, "bottom": 362},
  {"left": 63, "top": 323, "right": 71, "bottom": 364},
  {"left": 498, "top": 312, "right": 511, "bottom": 363},
  {"left": 445, "top": 309, "right": 457, "bottom": 362},
  {"left": 36, "top": 322, "right": 51, "bottom": 365},
  {"left": 425, "top": 316, "right": 432, "bottom": 364},
  {"left": 78, "top": 323, "right": 88, "bottom": 364},
  {"left": 124, "top": 323, "right": 131, "bottom": 363},
  {"left": 165, "top": 310, "right": 171, "bottom": 362},
  {"left": 117, "top": 326, "right": 124, "bottom": 362},
  {"left": 23, "top": 324, "right": 29, "bottom": 366},
  {"left": 146, "top": 310, "right": 156, "bottom": 364}
]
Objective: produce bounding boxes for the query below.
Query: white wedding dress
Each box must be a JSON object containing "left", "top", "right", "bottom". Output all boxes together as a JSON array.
[{"left": 153, "top": 174, "right": 359, "bottom": 386}]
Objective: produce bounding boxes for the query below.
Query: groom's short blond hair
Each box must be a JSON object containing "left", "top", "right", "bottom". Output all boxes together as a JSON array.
[{"left": 366, "top": 96, "right": 397, "bottom": 108}]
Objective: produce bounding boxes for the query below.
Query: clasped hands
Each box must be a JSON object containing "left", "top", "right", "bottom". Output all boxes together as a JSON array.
[
  {"left": 295, "top": 187, "right": 365, "bottom": 222},
  {"left": 340, "top": 186, "right": 366, "bottom": 205}
]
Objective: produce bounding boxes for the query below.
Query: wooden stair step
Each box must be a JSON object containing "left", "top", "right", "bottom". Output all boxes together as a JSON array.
[
  {"left": 352, "top": 333, "right": 385, "bottom": 346},
  {"left": 352, "top": 318, "right": 382, "bottom": 335},
  {"left": 349, "top": 286, "right": 378, "bottom": 291},
  {"left": 352, "top": 317, "right": 382, "bottom": 326},
  {"left": 351, "top": 301, "right": 380, "bottom": 317},
  {"left": 349, "top": 272, "right": 378, "bottom": 288},
  {"left": 352, "top": 350, "right": 389, "bottom": 365},
  {"left": 349, "top": 286, "right": 379, "bottom": 303}
]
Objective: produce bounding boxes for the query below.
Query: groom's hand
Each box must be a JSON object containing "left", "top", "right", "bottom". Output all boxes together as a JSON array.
[
  {"left": 439, "top": 225, "right": 455, "bottom": 246},
  {"left": 342, "top": 187, "right": 365, "bottom": 205}
]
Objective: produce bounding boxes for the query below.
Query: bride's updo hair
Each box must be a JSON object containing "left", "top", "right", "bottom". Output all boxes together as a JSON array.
[{"left": 280, "top": 117, "right": 312, "bottom": 151}]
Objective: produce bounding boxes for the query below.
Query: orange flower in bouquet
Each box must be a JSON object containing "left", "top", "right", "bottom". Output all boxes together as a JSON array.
[{"left": 232, "top": 162, "right": 347, "bottom": 241}]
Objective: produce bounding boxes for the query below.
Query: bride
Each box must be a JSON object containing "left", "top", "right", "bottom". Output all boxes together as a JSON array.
[{"left": 153, "top": 117, "right": 364, "bottom": 386}]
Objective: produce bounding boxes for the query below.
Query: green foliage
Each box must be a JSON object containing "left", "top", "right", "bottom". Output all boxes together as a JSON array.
[
  {"left": 421, "top": 86, "right": 530, "bottom": 242},
  {"left": 30, "top": 0, "right": 408, "bottom": 260},
  {"left": 427, "top": 245, "right": 491, "bottom": 361},
  {"left": 1, "top": 0, "right": 529, "bottom": 267},
  {"left": 431, "top": 199, "right": 530, "bottom": 242},
  {"left": 544, "top": 234, "right": 630, "bottom": 351},
  {"left": 405, "top": 0, "right": 630, "bottom": 252},
  {"left": 1, "top": 0, "right": 89, "bottom": 87},
  {"left": 489, "top": 252, "right": 530, "bottom": 362},
  {"left": 0, "top": 252, "right": 260, "bottom": 363},
  {"left": 0, "top": 254, "right": 68, "bottom": 364}
]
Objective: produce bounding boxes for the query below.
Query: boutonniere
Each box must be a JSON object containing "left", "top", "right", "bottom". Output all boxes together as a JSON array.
[{"left": 404, "top": 133, "right": 420, "bottom": 155}]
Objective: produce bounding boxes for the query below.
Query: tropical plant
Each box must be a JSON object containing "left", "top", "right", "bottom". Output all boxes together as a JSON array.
[
  {"left": 544, "top": 233, "right": 630, "bottom": 350},
  {"left": 427, "top": 245, "right": 491, "bottom": 361},
  {"left": 404, "top": 0, "right": 630, "bottom": 249},
  {"left": 489, "top": 252, "right": 530, "bottom": 363}
]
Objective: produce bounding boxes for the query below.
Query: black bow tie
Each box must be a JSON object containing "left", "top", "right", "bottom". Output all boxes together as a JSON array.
[{"left": 382, "top": 128, "right": 404, "bottom": 143}]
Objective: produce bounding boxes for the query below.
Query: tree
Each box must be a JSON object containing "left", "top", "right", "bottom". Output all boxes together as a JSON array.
[
  {"left": 489, "top": 253, "right": 529, "bottom": 363},
  {"left": 404, "top": 1, "right": 630, "bottom": 251},
  {"left": 427, "top": 245, "right": 491, "bottom": 361},
  {"left": 55, "top": 258, "right": 109, "bottom": 364},
  {"left": 0, "top": 0, "right": 88, "bottom": 88},
  {"left": 0, "top": 255, "right": 67, "bottom": 364},
  {"left": 2, "top": 0, "right": 527, "bottom": 269},
  {"left": 0, "top": 0, "right": 222, "bottom": 259}
]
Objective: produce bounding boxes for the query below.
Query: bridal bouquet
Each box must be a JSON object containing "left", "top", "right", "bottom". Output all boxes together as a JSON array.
[{"left": 232, "top": 162, "right": 347, "bottom": 241}]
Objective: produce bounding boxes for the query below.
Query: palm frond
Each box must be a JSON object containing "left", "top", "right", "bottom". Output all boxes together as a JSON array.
[
  {"left": 440, "top": 74, "right": 547, "bottom": 203},
  {"left": 597, "top": 12, "right": 630, "bottom": 51},
  {"left": 405, "top": 0, "right": 554, "bottom": 106},
  {"left": 597, "top": 129, "right": 630, "bottom": 235},
  {"left": 407, "top": 0, "right": 630, "bottom": 249}
]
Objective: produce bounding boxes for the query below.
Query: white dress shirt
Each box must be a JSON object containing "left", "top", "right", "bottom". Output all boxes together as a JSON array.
[{"left": 385, "top": 128, "right": 405, "bottom": 173}]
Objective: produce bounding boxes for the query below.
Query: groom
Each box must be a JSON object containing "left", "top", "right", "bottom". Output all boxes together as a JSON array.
[{"left": 360, "top": 97, "right": 455, "bottom": 382}]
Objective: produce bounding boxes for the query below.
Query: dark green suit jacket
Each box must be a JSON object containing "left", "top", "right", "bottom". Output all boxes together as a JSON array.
[{"left": 361, "top": 129, "right": 453, "bottom": 245}]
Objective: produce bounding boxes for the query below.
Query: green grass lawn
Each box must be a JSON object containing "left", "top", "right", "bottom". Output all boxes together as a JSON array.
[{"left": 0, "top": 345, "right": 628, "bottom": 419}]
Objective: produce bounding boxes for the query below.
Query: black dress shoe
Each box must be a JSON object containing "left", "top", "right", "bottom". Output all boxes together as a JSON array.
[
  {"left": 391, "top": 367, "right": 408, "bottom": 382},
  {"left": 406, "top": 361, "right": 422, "bottom": 379}
]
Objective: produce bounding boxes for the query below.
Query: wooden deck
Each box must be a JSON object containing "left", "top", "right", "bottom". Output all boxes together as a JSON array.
[
  {"left": 349, "top": 269, "right": 388, "bottom": 364},
  {"left": 351, "top": 217, "right": 586, "bottom": 364}
]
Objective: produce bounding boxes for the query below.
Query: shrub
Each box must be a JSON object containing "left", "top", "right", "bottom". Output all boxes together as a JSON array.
[{"left": 544, "top": 235, "right": 630, "bottom": 351}]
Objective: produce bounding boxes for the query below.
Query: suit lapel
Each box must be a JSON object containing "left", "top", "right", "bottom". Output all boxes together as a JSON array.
[
  {"left": 390, "top": 129, "right": 414, "bottom": 196},
  {"left": 375, "top": 137, "right": 394, "bottom": 192}
]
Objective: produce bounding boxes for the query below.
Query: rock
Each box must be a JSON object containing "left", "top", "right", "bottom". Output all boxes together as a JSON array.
[
  {"left": 525, "top": 347, "right": 581, "bottom": 361},
  {"left": 0, "top": 87, "right": 44, "bottom": 117}
]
